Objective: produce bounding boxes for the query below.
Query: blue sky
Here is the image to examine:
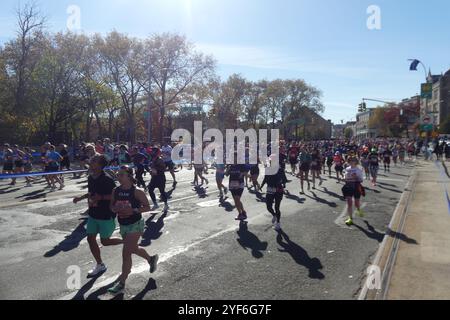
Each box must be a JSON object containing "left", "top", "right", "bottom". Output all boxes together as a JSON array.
[{"left": 1, "top": 0, "right": 450, "bottom": 124}]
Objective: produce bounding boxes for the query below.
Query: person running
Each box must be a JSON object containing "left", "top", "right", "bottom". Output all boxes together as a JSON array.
[
  {"left": 260, "top": 159, "right": 284, "bottom": 231},
  {"left": 23, "top": 147, "right": 34, "bottom": 187},
  {"left": 288, "top": 143, "right": 299, "bottom": 175},
  {"left": 248, "top": 157, "right": 261, "bottom": 192},
  {"left": 360, "top": 151, "right": 370, "bottom": 181},
  {"left": 11, "top": 145, "right": 25, "bottom": 186},
  {"left": 2, "top": 144, "right": 15, "bottom": 184},
  {"left": 215, "top": 159, "right": 228, "bottom": 198},
  {"left": 333, "top": 151, "right": 344, "bottom": 183},
  {"left": 398, "top": 145, "right": 406, "bottom": 165},
  {"left": 193, "top": 156, "right": 208, "bottom": 186},
  {"left": 297, "top": 146, "right": 311, "bottom": 194},
  {"left": 310, "top": 148, "right": 323, "bottom": 190},
  {"left": 226, "top": 154, "right": 248, "bottom": 221},
  {"left": 383, "top": 147, "right": 392, "bottom": 172},
  {"left": 73, "top": 155, "right": 123, "bottom": 278},
  {"left": 107, "top": 166, "right": 159, "bottom": 295},
  {"left": 368, "top": 148, "right": 380, "bottom": 186},
  {"left": 118, "top": 145, "right": 131, "bottom": 165},
  {"left": 342, "top": 157, "right": 365, "bottom": 226},
  {"left": 161, "top": 141, "right": 177, "bottom": 186},
  {"left": 324, "top": 148, "right": 334, "bottom": 177},
  {"left": 45, "top": 145, "right": 64, "bottom": 190},
  {"left": 59, "top": 144, "right": 70, "bottom": 185},
  {"left": 147, "top": 147, "right": 169, "bottom": 212},
  {"left": 131, "top": 146, "right": 148, "bottom": 190},
  {"left": 392, "top": 145, "right": 399, "bottom": 167}
]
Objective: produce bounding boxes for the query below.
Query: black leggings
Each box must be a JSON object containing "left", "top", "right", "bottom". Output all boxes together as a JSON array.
[
  {"left": 266, "top": 192, "right": 283, "bottom": 223},
  {"left": 148, "top": 176, "right": 167, "bottom": 204},
  {"left": 135, "top": 166, "right": 146, "bottom": 188}
]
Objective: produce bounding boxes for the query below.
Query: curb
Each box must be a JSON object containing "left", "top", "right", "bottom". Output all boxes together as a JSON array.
[{"left": 358, "top": 164, "right": 417, "bottom": 300}]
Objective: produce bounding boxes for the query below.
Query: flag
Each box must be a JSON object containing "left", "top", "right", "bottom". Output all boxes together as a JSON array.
[{"left": 409, "top": 59, "right": 420, "bottom": 71}]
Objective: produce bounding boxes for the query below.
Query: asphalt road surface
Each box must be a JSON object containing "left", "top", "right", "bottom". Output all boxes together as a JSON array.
[{"left": 0, "top": 162, "right": 414, "bottom": 300}]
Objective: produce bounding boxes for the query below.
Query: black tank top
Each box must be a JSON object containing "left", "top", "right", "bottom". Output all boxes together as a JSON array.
[{"left": 114, "top": 186, "right": 142, "bottom": 226}]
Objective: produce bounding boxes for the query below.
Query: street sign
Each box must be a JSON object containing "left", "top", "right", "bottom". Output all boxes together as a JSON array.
[{"left": 421, "top": 83, "right": 432, "bottom": 99}]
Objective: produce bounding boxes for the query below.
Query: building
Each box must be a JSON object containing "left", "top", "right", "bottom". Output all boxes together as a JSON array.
[
  {"left": 284, "top": 107, "right": 333, "bottom": 140},
  {"left": 332, "top": 124, "right": 346, "bottom": 139},
  {"left": 356, "top": 109, "right": 377, "bottom": 140},
  {"left": 421, "top": 69, "right": 450, "bottom": 128}
]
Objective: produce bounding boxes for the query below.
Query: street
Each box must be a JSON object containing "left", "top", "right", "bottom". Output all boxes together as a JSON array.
[{"left": 0, "top": 163, "right": 413, "bottom": 300}]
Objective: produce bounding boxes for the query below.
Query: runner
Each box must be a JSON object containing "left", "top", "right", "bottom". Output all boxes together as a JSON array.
[
  {"left": 215, "top": 158, "right": 228, "bottom": 198},
  {"left": 310, "top": 148, "right": 323, "bottom": 189},
  {"left": 2, "top": 144, "right": 14, "bottom": 185},
  {"left": 368, "top": 148, "right": 380, "bottom": 186},
  {"left": 342, "top": 157, "right": 365, "bottom": 226},
  {"left": 147, "top": 147, "right": 169, "bottom": 212},
  {"left": 73, "top": 155, "right": 123, "bottom": 278},
  {"left": 260, "top": 158, "right": 284, "bottom": 231},
  {"left": 360, "top": 151, "right": 370, "bottom": 181},
  {"left": 333, "top": 151, "right": 344, "bottom": 183},
  {"left": 297, "top": 146, "right": 311, "bottom": 194},
  {"left": 59, "top": 144, "right": 70, "bottom": 185},
  {"left": 193, "top": 156, "right": 208, "bottom": 186},
  {"left": 11, "top": 145, "right": 25, "bottom": 186},
  {"left": 131, "top": 146, "right": 148, "bottom": 190},
  {"left": 398, "top": 145, "right": 406, "bottom": 166},
  {"left": 383, "top": 147, "right": 392, "bottom": 172},
  {"left": 226, "top": 153, "right": 248, "bottom": 221},
  {"left": 324, "top": 148, "right": 334, "bottom": 177},
  {"left": 392, "top": 145, "right": 399, "bottom": 167},
  {"left": 23, "top": 147, "right": 34, "bottom": 187},
  {"left": 45, "top": 145, "right": 64, "bottom": 190},
  {"left": 248, "top": 158, "right": 261, "bottom": 192},
  {"left": 161, "top": 141, "right": 177, "bottom": 186},
  {"left": 107, "top": 166, "right": 159, "bottom": 295},
  {"left": 288, "top": 143, "right": 299, "bottom": 175}
]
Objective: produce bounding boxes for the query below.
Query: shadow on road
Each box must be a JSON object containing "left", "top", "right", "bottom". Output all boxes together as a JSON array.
[
  {"left": 284, "top": 191, "right": 305, "bottom": 204},
  {"left": 131, "top": 278, "right": 157, "bottom": 300},
  {"left": 306, "top": 192, "right": 337, "bottom": 208},
  {"left": 44, "top": 217, "right": 88, "bottom": 257},
  {"left": 236, "top": 222, "right": 268, "bottom": 259},
  {"left": 140, "top": 213, "right": 166, "bottom": 247},
  {"left": 276, "top": 230, "right": 325, "bottom": 280},
  {"left": 353, "top": 221, "right": 384, "bottom": 243},
  {"left": 219, "top": 196, "right": 235, "bottom": 212},
  {"left": 386, "top": 228, "right": 419, "bottom": 245}
]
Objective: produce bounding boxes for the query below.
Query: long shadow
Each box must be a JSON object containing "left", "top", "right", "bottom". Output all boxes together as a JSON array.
[
  {"left": 140, "top": 213, "right": 166, "bottom": 247},
  {"left": 86, "top": 277, "right": 121, "bottom": 300},
  {"left": 44, "top": 218, "right": 88, "bottom": 257},
  {"left": 131, "top": 278, "right": 158, "bottom": 300},
  {"left": 219, "top": 196, "right": 235, "bottom": 212},
  {"left": 17, "top": 189, "right": 51, "bottom": 201},
  {"left": 193, "top": 186, "right": 208, "bottom": 199},
  {"left": 377, "top": 182, "right": 398, "bottom": 188},
  {"left": 391, "top": 173, "right": 410, "bottom": 177},
  {"left": 305, "top": 192, "right": 337, "bottom": 208},
  {"left": 276, "top": 230, "right": 325, "bottom": 279},
  {"left": 386, "top": 228, "right": 419, "bottom": 245},
  {"left": 0, "top": 187, "right": 21, "bottom": 194},
  {"left": 364, "top": 187, "right": 381, "bottom": 194},
  {"left": 165, "top": 184, "right": 177, "bottom": 200},
  {"left": 248, "top": 188, "right": 265, "bottom": 201},
  {"left": 284, "top": 191, "right": 305, "bottom": 204},
  {"left": 353, "top": 221, "right": 384, "bottom": 243},
  {"left": 319, "top": 187, "right": 345, "bottom": 201},
  {"left": 71, "top": 276, "right": 103, "bottom": 300},
  {"left": 377, "top": 185, "right": 402, "bottom": 194},
  {"left": 236, "top": 222, "right": 268, "bottom": 259}
]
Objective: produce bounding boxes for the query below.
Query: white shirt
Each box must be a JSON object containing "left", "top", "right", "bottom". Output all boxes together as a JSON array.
[{"left": 344, "top": 166, "right": 364, "bottom": 183}]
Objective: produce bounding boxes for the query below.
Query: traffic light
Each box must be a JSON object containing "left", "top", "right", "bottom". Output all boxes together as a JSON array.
[{"left": 358, "top": 102, "right": 367, "bottom": 113}]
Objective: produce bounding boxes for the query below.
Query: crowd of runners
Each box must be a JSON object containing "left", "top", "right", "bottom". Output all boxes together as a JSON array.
[{"left": 0, "top": 136, "right": 448, "bottom": 295}]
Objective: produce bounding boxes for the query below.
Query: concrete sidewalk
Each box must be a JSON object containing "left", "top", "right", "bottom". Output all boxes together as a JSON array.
[{"left": 386, "top": 160, "right": 450, "bottom": 299}]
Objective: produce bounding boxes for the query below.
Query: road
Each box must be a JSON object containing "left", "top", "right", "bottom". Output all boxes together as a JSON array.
[{"left": 0, "top": 162, "right": 414, "bottom": 300}]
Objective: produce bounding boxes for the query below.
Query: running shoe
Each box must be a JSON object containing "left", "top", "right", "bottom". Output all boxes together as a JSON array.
[
  {"left": 149, "top": 254, "right": 159, "bottom": 273},
  {"left": 107, "top": 282, "right": 125, "bottom": 295},
  {"left": 235, "top": 213, "right": 246, "bottom": 221},
  {"left": 87, "top": 263, "right": 107, "bottom": 278},
  {"left": 272, "top": 216, "right": 277, "bottom": 224},
  {"left": 356, "top": 209, "right": 365, "bottom": 217},
  {"left": 274, "top": 223, "right": 282, "bottom": 231},
  {"left": 163, "top": 204, "right": 169, "bottom": 212},
  {"left": 242, "top": 211, "right": 248, "bottom": 220},
  {"left": 345, "top": 218, "right": 354, "bottom": 226}
]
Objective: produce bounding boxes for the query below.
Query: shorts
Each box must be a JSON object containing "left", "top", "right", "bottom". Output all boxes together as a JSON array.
[
  {"left": 289, "top": 158, "right": 298, "bottom": 165},
  {"left": 165, "top": 161, "right": 175, "bottom": 171},
  {"left": 3, "top": 163, "right": 13, "bottom": 171},
  {"left": 86, "top": 217, "right": 116, "bottom": 239},
  {"left": 311, "top": 162, "right": 321, "bottom": 171},
  {"left": 300, "top": 163, "right": 311, "bottom": 172},
  {"left": 120, "top": 219, "right": 145, "bottom": 238},
  {"left": 250, "top": 166, "right": 260, "bottom": 176},
  {"left": 383, "top": 158, "right": 391, "bottom": 164},
  {"left": 342, "top": 183, "right": 362, "bottom": 199},
  {"left": 14, "top": 160, "right": 24, "bottom": 168},
  {"left": 335, "top": 165, "right": 344, "bottom": 173},
  {"left": 369, "top": 166, "right": 379, "bottom": 177},
  {"left": 230, "top": 188, "right": 244, "bottom": 197}
]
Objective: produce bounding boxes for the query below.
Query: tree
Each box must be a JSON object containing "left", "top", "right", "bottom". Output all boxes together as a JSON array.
[
  {"left": 142, "top": 33, "right": 216, "bottom": 141},
  {"left": 344, "top": 127, "right": 354, "bottom": 139}
]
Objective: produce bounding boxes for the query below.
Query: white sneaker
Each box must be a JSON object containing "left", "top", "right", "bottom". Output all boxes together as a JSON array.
[
  {"left": 87, "top": 263, "right": 107, "bottom": 278},
  {"left": 274, "top": 223, "right": 281, "bottom": 231}
]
